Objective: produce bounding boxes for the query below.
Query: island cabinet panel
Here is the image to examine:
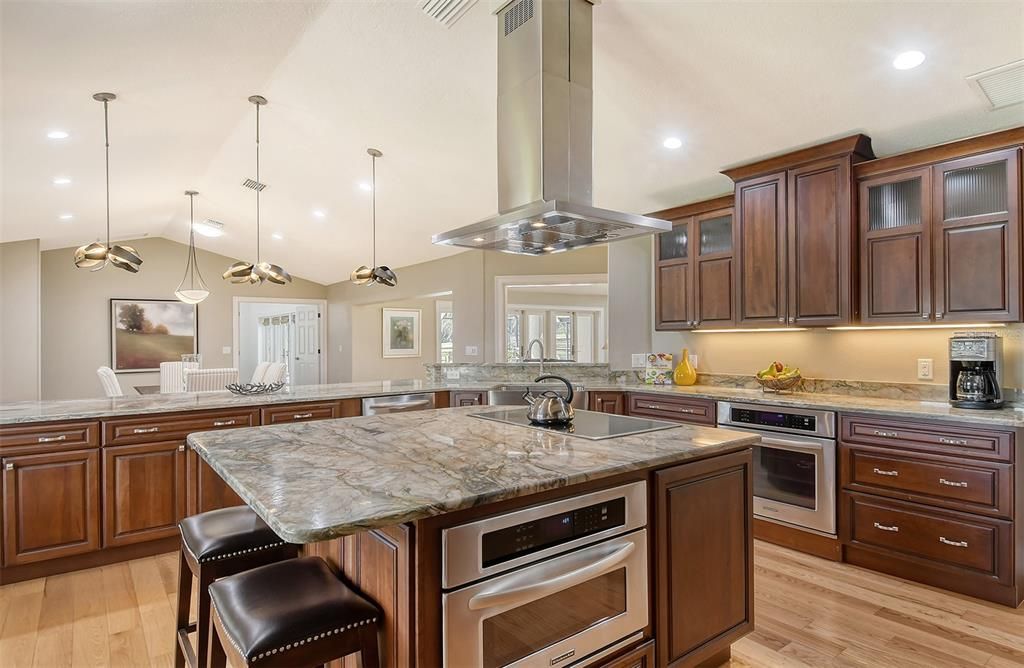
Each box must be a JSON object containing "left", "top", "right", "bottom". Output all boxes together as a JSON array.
[
  {"left": 627, "top": 394, "right": 715, "bottom": 426},
  {"left": 590, "top": 391, "right": 627, "bottom": 415},
  {"left": 103, "top": 409, "right": 259, "bottom": 446},
  {"left": 103, "top": 441, "right": 187, "bottom": 547},
  {"left": 2, "top": 448, "right": 101, "bottom": 566},
  {"left": 0, "top": 420, "right": 99, "bottom": 455},
  {"left": 451, "top": 391, "right": 487, "bottom": 407},
  {"left": 599, "top": 639, "right": 655, "bottom": 668},
  {"left": 654, "top": 449, "right": 753, "bottom": 668},
  {"left": 734, "top": 173, "right": 788, "bottom": 326},
  {"left": 187, "top": 451, "right": 244, "bottom": 515}
]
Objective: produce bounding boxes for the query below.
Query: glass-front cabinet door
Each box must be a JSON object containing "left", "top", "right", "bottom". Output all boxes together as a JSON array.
[
  {"left": 694, "top": 209, "right": 735, "bottom": 327},
  {"left": 933, "top": 148, "right": 1020, "bottom": 322}
]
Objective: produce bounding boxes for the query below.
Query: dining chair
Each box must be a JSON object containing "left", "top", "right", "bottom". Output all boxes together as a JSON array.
[{"left": 97, "top": 366, "right": 124, "bottom": 397}]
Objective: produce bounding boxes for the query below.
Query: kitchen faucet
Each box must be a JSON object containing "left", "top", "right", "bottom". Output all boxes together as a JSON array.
[{"left": 525, "top": 338, "right": 545, "bottom": 376}]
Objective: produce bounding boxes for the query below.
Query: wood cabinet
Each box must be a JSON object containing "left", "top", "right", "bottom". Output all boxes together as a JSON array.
[
  {"left": 858, "top": 145, "right": 1021, "bottom": 323},
  {"left": 655, "top": 449, "right": 753, "bottom": 667},
  {"left": 627, "top": 393, "right": 716, "bottom": 426},
  {"left": 599, "top": 640, "right": 655, "bottom": 668},
  {"left": 2, "top": 448, "right": 101, "bottom": 565},
  {"left": 187, "top": 450, "right": 244, "bottom": 515},
  {"left": 726, "top": 135, "right": 873, "bottom": 327},
  {"left": 0, "top": 420, "right": 99, "bottom": 454},
  {"left": 103, "top": 441, "right": 187, "bottom": 547},
  {"left": 451, "top": 391, "right": 487, "bottom": 407},
  {"left": 261, "top": 401, "right": 343, "bottom": 425},
  {"left": 652, "top": 196, "right": 735, "bottom": 330},
  {"left": 589, "top": 391, "right": 627, "bottom": 415},
  {"left": 104, "top": 409, "right": 259, "bottom": 446}
]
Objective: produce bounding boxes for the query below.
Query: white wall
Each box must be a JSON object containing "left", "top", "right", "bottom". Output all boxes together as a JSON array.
[
  {"left": 0, "top": 239, "right": 41, "bottom": 401},
  {"left": 350, "top": 297, "right": 438, "bottom": 382}
]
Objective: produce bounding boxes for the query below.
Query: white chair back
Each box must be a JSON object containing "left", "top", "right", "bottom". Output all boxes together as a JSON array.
[
  {"left": 97, "top": 366, "right": 123, "bottom": 398},
  {"left": 183, "top": 367, "right": 239, "bottom": 392},
  {"left": 250, "top": 361, "right": 271, "bottom": 385},
  {"left": 160, "top": 362, "right": 189, "bottom": 393},
  {"left": 261, "top": 362, "right": 287, "bottom": 385}
]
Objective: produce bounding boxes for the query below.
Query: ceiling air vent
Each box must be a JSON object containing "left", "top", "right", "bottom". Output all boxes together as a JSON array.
[
  {"left": 504, "top": 0, "right": 533, "bottom": 36},
  {"left": 967, "top": 59, "right": 1024, "bottom": 109},
  {"left": 418, "top": 0, "right": 478, "bottom": 27},
  {"left": 241, "top": 178, "right": 266, "bottom": 191}
]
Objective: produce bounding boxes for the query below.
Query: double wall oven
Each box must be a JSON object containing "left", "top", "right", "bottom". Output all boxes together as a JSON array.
[
  {"left": 441, "top": 482, "right": 648, "bottom": 668},
  {"left": 718, "top": 401, "right": 837, "bottom": 536}
]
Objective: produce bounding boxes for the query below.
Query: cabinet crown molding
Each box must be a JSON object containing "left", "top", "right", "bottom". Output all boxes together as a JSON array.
[
  {"left": 722, "top": 133, "right": 874, "bottom": 182},
  {"left": 854, "top": 126, "right": 1024, "bottom": 179},
  {"left": 647, "top": 194, "right": 734, "bottom": 220}
]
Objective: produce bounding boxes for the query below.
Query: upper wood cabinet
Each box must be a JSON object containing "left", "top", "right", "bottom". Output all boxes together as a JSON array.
[
  {"left": 858, "top": 145, "right": 1021, "bottom": 323},
  {"left": 653, "top": 196, "right": 735, "bottom": 330},
  {"left": 725, "top": 135, "right": 873, "bottom": 327}
]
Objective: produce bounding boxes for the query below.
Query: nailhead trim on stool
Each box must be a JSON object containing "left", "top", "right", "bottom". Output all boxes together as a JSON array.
[{"left": 181, "top": 535, "right": 286, "bottom": 564}]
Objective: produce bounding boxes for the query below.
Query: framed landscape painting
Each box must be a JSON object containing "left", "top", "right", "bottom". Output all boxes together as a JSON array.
[
  {"left": 382, "top": 308, "right": 421, "bottom": 358},
  {"left": 110, "top": 299, "right": 198, "bottom": 372}
]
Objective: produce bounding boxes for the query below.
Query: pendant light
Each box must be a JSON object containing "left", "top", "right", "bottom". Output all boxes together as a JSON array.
[
  {"left": 222, "top": 95, "right": 291, "bottom": 285},
  {"left": 74, "top": 93, "right": 143, "bottom": 273},
  {"left": 351, "top": 148, "right": 397, "bottom": 287},
  {"left": 174, "top": 190, "right": 210, "bottom": 304}
]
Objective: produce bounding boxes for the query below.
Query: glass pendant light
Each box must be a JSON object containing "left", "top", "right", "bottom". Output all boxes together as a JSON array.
[
  {"left": 74, "top": 92, "right": 143, "bottom": 273},
  {"left": 222, "top": 95, "right": 291, "bottom": 285},
  {"left": 351, "top": 148, "right": 397, "bottom": 287},
  {"left": 174, "top": 190, "right": 210, "bottom": 304}
]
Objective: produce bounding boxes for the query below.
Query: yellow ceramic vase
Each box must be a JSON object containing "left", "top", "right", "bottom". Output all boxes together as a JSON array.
[{"left": 673, "top": 348, "right": 697, "bottom": 386}]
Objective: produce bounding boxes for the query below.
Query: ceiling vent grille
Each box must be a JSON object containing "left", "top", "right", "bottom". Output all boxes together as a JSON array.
[
  {"left": 419, "top": 0, "right": 478, "bottom": 27},
  {"left": 241, "top": 178, "right": 266, "bottom": 191},
  {"left": 504, "top": 0, "right": 533, "bottom": 36},
  {"left": 967, "top": 59, "right": 1024, "bottom": 109}
]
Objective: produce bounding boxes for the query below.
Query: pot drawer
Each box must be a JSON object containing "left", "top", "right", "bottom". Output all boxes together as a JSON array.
[
  {"left": 627, "top": 394, "right": 715, "bottom": 425},
  {"left": 260, "top": 402, "right": 339, "bottom": 425},
  {"left": 841, "top": 415, "right": 1011, "bottom": 462},
  {"left": 0, "top": 420, "right": 99, "bottom": 454},
  {"left": 104, "top": 409, "right": 259, "bottom": 445},
  {"left": 843, "top": 492, "right": 1010, "bottom": 580},
  {"left": 841, "top": 446, "right": 1012, "bottom": 518}
]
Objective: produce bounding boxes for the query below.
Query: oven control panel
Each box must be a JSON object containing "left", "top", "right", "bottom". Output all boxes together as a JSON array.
[
  {"left": 730, "top": 407, "right": 816, "bottom": 432},
  {"left": 481, "top": 497, "right": 626, "bottom": 567}
]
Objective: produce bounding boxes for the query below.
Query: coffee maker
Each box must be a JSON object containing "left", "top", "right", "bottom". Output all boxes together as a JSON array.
[{"left": 948, "top": 332, "right": 1004, "bottom": 410}]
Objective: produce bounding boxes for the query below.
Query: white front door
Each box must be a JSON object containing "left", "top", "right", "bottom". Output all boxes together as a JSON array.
[{"left": 293, "top": 305, "right": 321, "bottom": 386}]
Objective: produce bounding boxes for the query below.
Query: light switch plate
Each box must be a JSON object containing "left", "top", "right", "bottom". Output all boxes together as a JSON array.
[
  {"left": 917, "top": 358, "right": 934, "bottom": 381},
  {"left": 446, "top": 369, "right": 461, "bottom": 380},
  {"left": 465, "top": 346, "right": 479, "bottom": 356},
  {"left": 222, "top": 346, "right": 231, "bottom": 355},
  {"left": 631, "top": 353, "right": 646, "bottom": 368}
]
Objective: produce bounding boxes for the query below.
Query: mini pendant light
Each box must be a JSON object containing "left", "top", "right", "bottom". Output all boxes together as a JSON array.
[
  {"left": 222, "top": 95, "right": 291, "bottom": 286},
  {"left": 74, "top": 92, "right": 143, "bottom": 273},
  {"left": 351, "top": 148, "right": 397, "bottom": 287},
  {"left": 175, "top": 190, "right": 210, "bottom": 304}
]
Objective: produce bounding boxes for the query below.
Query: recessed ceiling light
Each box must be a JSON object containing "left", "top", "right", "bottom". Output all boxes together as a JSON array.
[
  {"left": 271, "top": 233, "right": 283, "bottom": 240},
  {"left": 530, "top": 221, "right": 547, "bottom": 228},
  {"left": 358, "top": 182, "right": 372, "bottom": 192},
  {"left": 893, "top": 50, "right": 925, "bottom": 70},
  {"left": 663, "top": 137, "right": 683, "bottom": 149},
  {"left": 47, "top": 130, "right": 70, "bottom": 140},
  {"left": 312, "top": 209, "right": 326, "bottom": 219},
  {"left": 193, "top": 219, "right": 224, "bottom": 238},
  {"left": 473, "top": 237, "right": 485, "bottom": 242},
  {"left": 59, "top": 213, "right": 73, "bottom": 221},
  {"left": 53, "top": 176, "right": 71, "bottom": 185}
]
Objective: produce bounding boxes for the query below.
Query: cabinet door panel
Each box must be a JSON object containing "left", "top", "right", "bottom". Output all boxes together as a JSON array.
[
  {"left": 788, "top": 158, "right": 852, "bottom": 325},
  {"left": 103, "top": 442, "right": 186, "bottom": 547},
  {"left": 656, "top": 262, "right": 691, "bottom": 330},
  {"left": 933, "top": 149, "right": 1021, "bottom": 322},
  {"left": 589, "top": 391, "right": 626, "bottom": 415},
  {"left": 866, "top": 234, "right": 927, "bottom": 318},
  {"left": 696, "top": 257, "right": 733, "bottom": 326},
  {"left": 2, "top": 449, "right": 100, "bottom": 565},
  {"left": 735, "top": 173, "right": 787, "bottom": 325}
]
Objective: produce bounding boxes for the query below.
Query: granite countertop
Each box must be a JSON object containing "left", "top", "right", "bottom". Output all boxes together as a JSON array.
[{"left": 187, "top": 407, "right": 759, "bottom": 543}]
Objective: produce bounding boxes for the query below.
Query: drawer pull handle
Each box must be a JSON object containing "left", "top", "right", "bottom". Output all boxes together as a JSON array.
[
  {"left": 938, "top": 437, "right": 968, "bottom": 446},
  {"left": 872, "top": 468, "right": 899, "bottom": 477},
  {"left": 873, "top": 430, "right": 899, "bottom": 439},
  {"left": 133, "top": 427, "right": 160, "bottom": 434},
  {"left": 37, "top": 435, "right": 67, "bottom": 443},
  {"left": 939, "top": 537, "right": 968, "bottom": 548},
  {"left": 293, "top": 413, "right": 313, "bottom": 419},
  {"left": 873, "top": 522, "right": 899, "bottom": 533},
  {"left": 213, "top": 420, "right": 236, "bottom": 427},
  {"left": 939, "top": 478, "right": 968, "bottom": 488},
  {"left": 644, "top": 403, "right": 695, "bottom": 414}
]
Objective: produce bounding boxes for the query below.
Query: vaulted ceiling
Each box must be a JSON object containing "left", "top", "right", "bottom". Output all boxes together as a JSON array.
[{"left": 2, "top": 0, "right": 1021, "bottom": 285}]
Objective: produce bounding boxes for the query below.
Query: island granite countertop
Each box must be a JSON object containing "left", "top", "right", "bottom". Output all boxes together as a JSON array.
[{"left": 187, "top": 406, "right": 759, "bottom": 543}]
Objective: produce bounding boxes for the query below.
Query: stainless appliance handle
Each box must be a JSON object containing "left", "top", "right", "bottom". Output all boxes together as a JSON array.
[
  {"left": 467, "top": 542, "right": 635, "bottom": 611},
  {"left": 755, "top": 433, "right": 831, "bottom": 453},
  {"left": 368, "top": 399, "right": 432, "bottom": 410}
]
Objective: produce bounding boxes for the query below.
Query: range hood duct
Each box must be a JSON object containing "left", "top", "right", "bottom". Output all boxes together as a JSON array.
[{"left": 432, "top": 0, "right": 670, "bottom": 255}]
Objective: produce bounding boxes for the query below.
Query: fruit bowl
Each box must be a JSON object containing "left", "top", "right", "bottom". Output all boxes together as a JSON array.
[{"left": 755, "top": 374, "right": 802, "bottom": 393}]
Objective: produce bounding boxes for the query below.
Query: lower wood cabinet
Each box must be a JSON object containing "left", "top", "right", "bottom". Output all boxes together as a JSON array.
[
  {"left": 655, "top": 449, "right": 753, "bottom": 668},
  {"left": 599, "top": 639, "right": 655, "bottom": 668},
  {"left": 187, "top": 450, "right": 244, "bottom": 515},
  {"left": 590, "top": 391, "right": 626, "bottom": 415},
  {"left": 628, "top": 393, "right": 716, "bottom": 426},
  {"left": 451, "top": 391, "right": 487, "bottom": 407},
  {"left": 2, "top": 448, "right": 101, "bottom": 566},
  {"left": 103, "top": 441, "right": 187, "bottom": 547}
]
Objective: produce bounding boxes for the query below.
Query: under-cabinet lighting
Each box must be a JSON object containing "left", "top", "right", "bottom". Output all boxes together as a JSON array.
[
  {"left": 694, "top": 328, "right": 808, "bottom": 334},
  {"left": 827, "top": 323, "right": 1006, "bottom": 331}
]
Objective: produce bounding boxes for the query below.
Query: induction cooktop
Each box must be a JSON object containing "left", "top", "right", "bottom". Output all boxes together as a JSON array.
[{"left": 470, "top": 408, "right": 681, "bottom": 440}]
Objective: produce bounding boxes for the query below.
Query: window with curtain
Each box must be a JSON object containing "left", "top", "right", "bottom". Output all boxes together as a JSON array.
[{"left": 438, "top": 302, "right": 454, "bottom": 363}]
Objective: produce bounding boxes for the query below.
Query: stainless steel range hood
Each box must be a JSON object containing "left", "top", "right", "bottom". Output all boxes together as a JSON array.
[{"left": 432, "top": 0, "right": 670, "bottom": 255}]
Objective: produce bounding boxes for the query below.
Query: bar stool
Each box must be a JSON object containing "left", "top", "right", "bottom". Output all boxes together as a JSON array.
[
  {"left": 207, "top": 557, "right": 381, "bottom": 668},
  {"left": 174, "top": 506, "right": 299, "bottom": 668}
]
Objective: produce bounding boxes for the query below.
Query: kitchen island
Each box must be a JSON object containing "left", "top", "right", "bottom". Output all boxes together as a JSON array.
[{"left": 188, "top": 407, "right": 760, "bottom": 668}]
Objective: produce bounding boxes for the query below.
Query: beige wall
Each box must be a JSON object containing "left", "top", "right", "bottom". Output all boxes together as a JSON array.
[
  {"left": 0, "top": 240, "right": 41, "bottom": 401},
  {"left": 41, "top": 237, "right": 327, "bottom": 399},
  {"left": 350, "top": 298, "right": 438, "bottom": 382}
]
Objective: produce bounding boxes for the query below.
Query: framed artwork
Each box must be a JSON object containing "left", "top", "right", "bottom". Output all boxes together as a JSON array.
[
  {"left": 382, "top": 308, "right": 421, "bottom": 358},
  {"left": 110, "top": 299, "right": 198, "bottom": 372}
]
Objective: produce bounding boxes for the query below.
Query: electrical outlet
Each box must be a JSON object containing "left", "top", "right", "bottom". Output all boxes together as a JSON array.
[
  {"left": 222, "top": 346, "right": 231, "bottom": 355},
  {"left": 917, "top": 358, "right": 934, "bottom": 381},
  {"left": 445, "top": 369, "right": 461, "bottom": 380},
  {"left": 631, "top": 353, "right": 646, "bottom": 368},
  {"left": 465, "top": 345, "right": 479, "bottom": 356},
  {"left": 689, "top": 354, "right": 699, "bottom": 369}
]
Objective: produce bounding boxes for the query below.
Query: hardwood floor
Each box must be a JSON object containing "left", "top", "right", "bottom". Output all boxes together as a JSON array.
[{"left": 0, "top": 541, "right": 1021, "bottom": 667}]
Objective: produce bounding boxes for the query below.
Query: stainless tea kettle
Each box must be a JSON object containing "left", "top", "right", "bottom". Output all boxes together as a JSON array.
[{"left": 523, "top": 375, "right": 575, "bottom": 425}]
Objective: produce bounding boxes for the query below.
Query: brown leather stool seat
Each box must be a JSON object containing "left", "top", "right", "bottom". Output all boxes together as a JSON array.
[
  {"left": 174, "top": 507, "right": 298, "bottom": 668},
  {"left": 207, "top": 557, "right": 381, "bottom": 668}
]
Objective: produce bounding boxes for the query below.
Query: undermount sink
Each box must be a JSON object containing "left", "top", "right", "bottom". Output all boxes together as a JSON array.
[{"left": 487, "top": 383, "right": 588, "bottom": 409}]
